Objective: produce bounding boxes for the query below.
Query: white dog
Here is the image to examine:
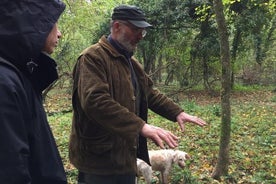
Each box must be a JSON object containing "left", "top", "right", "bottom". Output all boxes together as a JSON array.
[
  {"left": 148, "top": 149, "right": 190, "bottom": 184},
  {"left": 136, "top": 158, "right": 152, "bottom": 184}
]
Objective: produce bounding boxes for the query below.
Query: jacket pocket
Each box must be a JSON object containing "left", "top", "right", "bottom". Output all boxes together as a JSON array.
[
  {"left": 84, "top": 142, "right": 112, "bottom": 156},
  {"left": 110, "top": 137, "right": 136, "bottom": 168}
]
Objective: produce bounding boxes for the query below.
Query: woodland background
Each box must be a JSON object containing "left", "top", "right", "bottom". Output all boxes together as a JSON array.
[{"left": 44, "top": 0, "right": 275, "bottom": 183}]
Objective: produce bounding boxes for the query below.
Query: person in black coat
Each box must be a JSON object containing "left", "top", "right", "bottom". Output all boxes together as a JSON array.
[{"left": 0, "top": 0, "right": 67, "bottom": 183}]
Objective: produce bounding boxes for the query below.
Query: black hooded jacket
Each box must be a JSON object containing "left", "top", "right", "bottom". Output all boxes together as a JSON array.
[{"left": 0, "top": 0, "right": 67, "bottom": 183}]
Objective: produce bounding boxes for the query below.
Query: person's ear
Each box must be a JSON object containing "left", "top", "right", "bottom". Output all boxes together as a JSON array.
[{"left": 113, "top": 21, "right": 121, "bottom": 30}]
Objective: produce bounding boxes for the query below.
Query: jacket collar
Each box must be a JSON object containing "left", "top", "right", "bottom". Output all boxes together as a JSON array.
[{"left": 27, "top": 52, "right": 58, "bottom": 92}]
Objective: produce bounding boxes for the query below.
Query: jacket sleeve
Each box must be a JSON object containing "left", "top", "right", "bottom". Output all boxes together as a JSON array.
[
  {"left": 130, "top": 58, "right": 183, "bottom": 122},
  {"left": 75, "top": 53, "right": 145, "bottom": 140},
  {"left": 146, "top": 75, "right": 183, "bottom": 122},
  {"left": 0, "top": 69, "right": 31, "bottom": 184}
]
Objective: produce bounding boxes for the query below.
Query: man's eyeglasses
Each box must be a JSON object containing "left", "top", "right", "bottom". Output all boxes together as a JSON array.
[{"left": 119, "top": 21, "right": 147, "bottom": 38}]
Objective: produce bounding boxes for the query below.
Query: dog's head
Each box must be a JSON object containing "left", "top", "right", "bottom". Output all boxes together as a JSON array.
[{"left": 173, "top": 150, "right": 190, "bottom": 169}]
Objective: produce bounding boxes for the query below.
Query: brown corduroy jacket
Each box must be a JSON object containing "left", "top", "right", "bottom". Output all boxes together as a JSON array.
[{"left": 69, "top": 36, "right": 183, "bottom": 175}]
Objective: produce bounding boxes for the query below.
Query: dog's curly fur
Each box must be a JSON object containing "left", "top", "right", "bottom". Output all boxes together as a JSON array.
[
  {"left": 148, "top": 149, "right": 190, "bottom": 184},
  {"left": 136, "top": 158, "right": 152, "bottom": 184},
  {"left": 136, "top": 150, "right": 190, "bottom": 184}
]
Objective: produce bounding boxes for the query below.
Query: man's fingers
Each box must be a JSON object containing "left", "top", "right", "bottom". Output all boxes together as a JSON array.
[
  {"left": 198, "top": 118, "right": 207, "bottom": 126},
  {"left": 143, "top": 124, "right": 179, "bottom": 149},
  {"left": 152, "top": 134, "right": 165, "bottom": 149},
  {"left": 192, "top": 117, "right": 207, "bottom": 126},
  {"left": 176, "top": 112, "right": 207, "bottom": 127},
  {"left": 157, "top": 130, "right": 178, "bottom": 148},
  {"left": 178, "top": 122, "right": 185, "bottom": 132}
]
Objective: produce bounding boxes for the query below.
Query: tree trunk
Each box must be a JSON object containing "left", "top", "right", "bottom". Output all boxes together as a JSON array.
[
  {"left": 212, "top": 0, "right": 232, "bottom": 180},
  {"left": 231, "top": 28, "right": 242, "bottom": 89}
]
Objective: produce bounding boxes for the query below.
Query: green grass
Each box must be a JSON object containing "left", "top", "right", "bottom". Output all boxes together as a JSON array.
[
  {"left": 48, "top": 113, "right": 78, "bottom": 184},
  {"left": 47, "top": 89, "right": 276, "bottom": 184}
]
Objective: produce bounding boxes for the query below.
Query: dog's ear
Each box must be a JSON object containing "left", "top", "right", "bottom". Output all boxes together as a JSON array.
[
  {"left": 173, "top": 151, "right": 179, "bottom": 163},
  {"left": 184, "top": 153, "right": 191, "bottom": 160}
]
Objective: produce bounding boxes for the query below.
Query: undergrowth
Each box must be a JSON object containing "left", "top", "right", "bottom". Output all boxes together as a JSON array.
[{"left": 47, "top": 89, "right": 276, "bottom": 184}]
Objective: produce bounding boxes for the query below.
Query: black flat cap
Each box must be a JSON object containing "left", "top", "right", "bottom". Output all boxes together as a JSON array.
[{"left": 112, "top": 5, "right": 152, "bottom": 28}]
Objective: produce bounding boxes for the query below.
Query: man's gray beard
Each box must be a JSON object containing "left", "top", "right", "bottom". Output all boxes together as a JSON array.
[{"left": 117, "top": 32, "right": 136, "bottom": 53}]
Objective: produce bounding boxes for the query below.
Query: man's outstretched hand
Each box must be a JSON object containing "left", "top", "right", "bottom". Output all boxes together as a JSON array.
[
  {"left": 176, "top": 112, "right": 207, "bottom": 132},
  {"left": 140, "top": 124, "right": 179, "bottom": 149}
]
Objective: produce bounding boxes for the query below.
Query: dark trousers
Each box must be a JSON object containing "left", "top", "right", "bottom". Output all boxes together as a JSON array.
[{"left": 78, "top": 171, "right": 136, "bottom": 184}]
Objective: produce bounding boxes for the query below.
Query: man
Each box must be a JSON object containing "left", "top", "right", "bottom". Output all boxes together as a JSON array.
[
  {"left": 69, "top": 5, "right": 206, "bottom": 184},
  {"left": 0, "top": 0, "right": 67, "bottom": 183}
]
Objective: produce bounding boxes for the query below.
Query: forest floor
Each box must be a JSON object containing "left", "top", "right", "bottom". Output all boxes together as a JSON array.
[{"left": 46, "top": 88, "right": 276, "bottom": 184}]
